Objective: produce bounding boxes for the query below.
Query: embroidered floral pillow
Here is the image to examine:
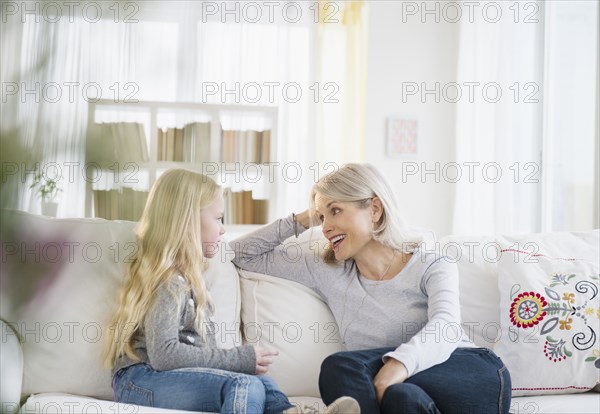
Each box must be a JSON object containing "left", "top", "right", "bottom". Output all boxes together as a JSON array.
[{"left": 495, "top": 249, "right": 599, "bottom": 396}]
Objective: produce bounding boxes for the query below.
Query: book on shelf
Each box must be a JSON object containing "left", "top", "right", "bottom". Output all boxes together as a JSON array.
[
  {"left": 112, "top": 123, "right": 149, "bottom": 163},
  {"left": 158, "top": 123, "right": 211, "bottom": 162},
  {"left": 174, "top": 128, "right": 184, "bottom": 161},
  {"left": 93, "top": 188, "right": 148, "bottom": 221},
  {"left": 157, "top": 129, "right": 164, "bottom": 161},
  {"left": 88, "top": 122, "right": 149, "bottom": 166},
  {"left": 221, "top": 130, "right": 235, "bottom": 163},
  {"left": 221, "top": 129, "right": 271, "bottom": 164},
  {"left": 253, "top": 199, "right": 268, "bottom": 224},
  {"left": 261, "top": 129, "right": 270, "bottom": 164},
  {"left": 234, "top": 188, "right": 244, "bottom": 224},
  {"left": 165, "top": 128, "right": 175, "bottom": 161},
  {"left": 244, "top": 130, "right": 258, "bottom": 164},
  {"left": 94, "top": 187, "right": 267, "bottom": 224},
  {"left": 223, "top": 187, "right": 234, "bottom": 226},
  {"left": 222, "top": 189, "right": 268, "bottom": 224},
  {"left": 187, "top": 122, "right": 211, "bottom": 163}
]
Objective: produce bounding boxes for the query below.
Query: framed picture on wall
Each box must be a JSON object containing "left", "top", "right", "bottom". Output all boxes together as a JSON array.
[{"left": 386, "top": 116, "right": 418, "bottom": 158}]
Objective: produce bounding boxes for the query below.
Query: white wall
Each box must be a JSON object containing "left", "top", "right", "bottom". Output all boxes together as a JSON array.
[{"left": 365, "top": 1, "right": 460, "bottom": 238}]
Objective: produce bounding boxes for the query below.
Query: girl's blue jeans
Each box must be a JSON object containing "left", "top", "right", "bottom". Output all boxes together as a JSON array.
[
  {"left": 319, "top": 346, "right": 512, "bottom": 414},
  {"left": 113, "top": 363, "right": 293, "bottom": 414}
]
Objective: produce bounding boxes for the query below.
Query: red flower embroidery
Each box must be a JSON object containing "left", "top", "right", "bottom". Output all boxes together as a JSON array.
[{"left": 510, "top": 292, "right": 547, "bottom": 328}]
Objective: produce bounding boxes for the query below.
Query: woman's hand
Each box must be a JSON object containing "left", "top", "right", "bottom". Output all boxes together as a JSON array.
[
  {"left": 373, "top": 358, "right": 409, "bottom": 402},
  {"left": 253, "top": 345, "right": 279, "bottom": 375},
  {"left": 294, "top": 210, "right": 313, "bottom": 229}
]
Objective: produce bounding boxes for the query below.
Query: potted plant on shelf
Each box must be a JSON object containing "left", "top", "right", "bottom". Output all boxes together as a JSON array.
[{"left": 30, "top": 172, "right": 62, "bottom": 217}]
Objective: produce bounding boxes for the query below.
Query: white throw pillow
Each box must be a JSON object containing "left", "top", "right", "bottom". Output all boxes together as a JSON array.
[
  {"left": 0, "top": 209, "right": 241, "bottom": 400},
  {"left": 238, "top": 221, "right": 342, "bottom": 397},
  {"left": 438, "top": 235, "right": 500, "bottom": 348},
  {"left": 239, "top": 270, "right": 343, "bottom": 398},
  {"left": 205, "top": 241, "right": 243, "bottom": 349},
  {"left": 1, "top": 212, "right": 136, "bottom": 400},
  {"left": 495, "top": 248, "right": 599, "bottom": 396}
]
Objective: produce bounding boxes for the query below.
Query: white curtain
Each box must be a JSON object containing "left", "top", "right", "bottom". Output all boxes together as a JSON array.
[
  {"left": 452, "top": 0, "right": 598, "bottom": 235},
  {"left": 1, "top": 17, "right": 138, "bottom": 217},
  {"left": 1, "top": 1, "right": 316, "bottom": 218},
  {"left": 194, "top": 18, "right": 313, "bottom": 214},
  {"left": 315, "top": 0, "right": 367, "bottom": 166},
  {"left": 541, "top": 1, "right": 598, "bottom": 232}
]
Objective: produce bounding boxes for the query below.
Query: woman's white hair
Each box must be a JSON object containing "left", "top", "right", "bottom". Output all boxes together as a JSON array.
[{"left": 310, "top": 163, "right": 422, "bottom": 262}]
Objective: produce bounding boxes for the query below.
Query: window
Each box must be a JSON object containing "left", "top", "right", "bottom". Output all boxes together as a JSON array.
[{"left": 542, "top": 0, "right": 599, "bottom": 231}]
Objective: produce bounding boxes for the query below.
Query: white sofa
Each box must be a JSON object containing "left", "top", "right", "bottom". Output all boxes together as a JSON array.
[{"left": 1, "top": 209, "right": 598, "bottom": 414}]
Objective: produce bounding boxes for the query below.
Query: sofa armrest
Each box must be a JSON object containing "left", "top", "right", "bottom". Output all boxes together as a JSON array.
[{"left": 1, "top": 320, "right": 23, "bottom": 414}]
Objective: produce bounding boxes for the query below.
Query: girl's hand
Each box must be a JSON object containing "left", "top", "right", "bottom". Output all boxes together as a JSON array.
[
  {"left": 253, "top": 345, "right": 279, "bottom": 375},
  {"left": 373, "top": 359, "right": 409, "bottom": 402}
]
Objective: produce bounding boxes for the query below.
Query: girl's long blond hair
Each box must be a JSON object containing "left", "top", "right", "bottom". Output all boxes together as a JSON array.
[{"left": 103, "top": 169, "right": 221, "bottom": 369}]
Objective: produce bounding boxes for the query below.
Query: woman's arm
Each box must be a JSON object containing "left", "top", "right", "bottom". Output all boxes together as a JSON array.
[
  {"left": 144, "top": 279, "right": 258, "bottom": 373},
  {"left": 382, "top": 258, "right": 464, "bottom": 377},
  {"left": 230, "top": 213, "right": 330, "bottom": 290}
]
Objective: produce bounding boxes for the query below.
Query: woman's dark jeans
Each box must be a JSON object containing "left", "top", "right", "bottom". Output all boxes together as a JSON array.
[{"left": 319, "top": 347, "right": 511, "bottom": 414}]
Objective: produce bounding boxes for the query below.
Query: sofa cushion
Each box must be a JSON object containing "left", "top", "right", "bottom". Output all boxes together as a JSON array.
[
  {"left": 437, "top": 234, "right": 500, "bottom": 348},
  {"left": 495, "top": 248, "right": 599, "bottom": 396},
  {"left": 0, "top": 209, "right": 241, "bottom": 400},
  {"left": 204, "top": 241, "right": 243, "bottom": 350},
  {"left": 18, "top": 388, "right": 600, "bottom": 414},
  {"left": 239, "top": 269, "right": 343, "bottom": 398},
  {"left": 0, "top": 320, "right": 23, "bottom": 412},
  {"left": 19, "top": 393, "right": 205, "bottom": 413},
  {"left": 508, "top": 391, "right": 600, "bottom": 413},
  {"left": 19, "top": 393, "right": 325, "bottom": 414}
]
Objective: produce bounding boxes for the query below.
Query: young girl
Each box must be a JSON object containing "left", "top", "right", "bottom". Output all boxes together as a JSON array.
[
  {"left": 103, "top": 169, "right": 359, "bottom": 414},
  {"left": 232, "top": 163, "right": 512, "bottom": 414}
]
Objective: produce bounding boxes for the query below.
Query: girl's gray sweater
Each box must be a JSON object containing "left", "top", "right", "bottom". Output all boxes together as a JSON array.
[{"left": 112, "top": 274, "right": 255, "bottom": 377}]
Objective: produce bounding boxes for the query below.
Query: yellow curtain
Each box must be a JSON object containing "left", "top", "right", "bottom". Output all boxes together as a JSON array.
[{"left": 315, "top": 0, "right": 367, "bottom": 166}]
